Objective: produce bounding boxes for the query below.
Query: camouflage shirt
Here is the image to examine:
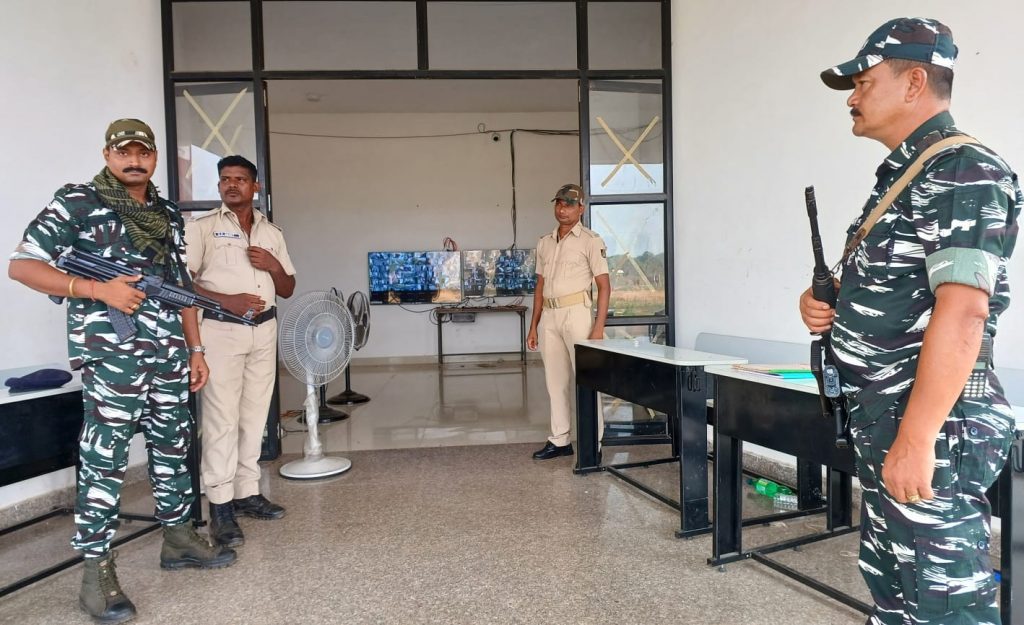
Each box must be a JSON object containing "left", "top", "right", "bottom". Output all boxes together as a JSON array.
[
  {"left": 11, "top": 184, "right": 190, "bottom": 369},
  {"left": 830, "top": 112, "right": 1022, "bottom": 420}
]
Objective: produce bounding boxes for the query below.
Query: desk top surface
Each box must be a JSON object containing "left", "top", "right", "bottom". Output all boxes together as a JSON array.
[
  {"left": 0, "top": 364, "right": 82, "bottom": 405},
  {"left": 577, "top": 339, "right": 748, "bottom": 367},
  {"left": 705, "top": 364, "right": 819, "bottom": 394},
  {"left": 705, "top": 364, "right": 1024, "bottom": 428}
]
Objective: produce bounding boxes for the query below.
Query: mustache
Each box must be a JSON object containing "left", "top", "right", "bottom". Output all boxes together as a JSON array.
[
  {"left": 122, "top": 167, "right": 148, "bottom": 174},
  {"left": 849, "top": 107, "right": 861, "bottom": 117}
]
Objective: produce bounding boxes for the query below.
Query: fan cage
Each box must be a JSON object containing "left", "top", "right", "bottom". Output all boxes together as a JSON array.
[{"left": 279, "top": 291, "right": 354, "bottom": 387}]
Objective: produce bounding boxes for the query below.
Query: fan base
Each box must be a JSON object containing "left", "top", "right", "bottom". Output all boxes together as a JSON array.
[
  {"left": 279, "top": 456, "right": 352, "bottom": 479},
  {"left": 298, "top": 405, "right": 350, "bottom": 424},
  {"left": 327, "top": 390, "right": 371, "bottom": 405}
]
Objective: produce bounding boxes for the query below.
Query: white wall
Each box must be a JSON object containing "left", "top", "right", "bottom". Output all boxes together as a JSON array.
[
  {"left": 671, "top": 0, "right": 1024, "bottom": 369},
  {"left": 269, "top": 112, "right": 579, "bottom": 359},
  {"left": 0, "top": 0, "right": 164, "bottom": 509}
]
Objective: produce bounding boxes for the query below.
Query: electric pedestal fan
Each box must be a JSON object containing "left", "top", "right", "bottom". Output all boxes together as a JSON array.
[
  {"left": 278, "top": 290, "right": 355, "bottom": 479},
  {"left": 328, "top": 290, "right": 372, "bottom": 406},
  {"left": 300, "top": 289, "right": 350, "bottom": 424}
]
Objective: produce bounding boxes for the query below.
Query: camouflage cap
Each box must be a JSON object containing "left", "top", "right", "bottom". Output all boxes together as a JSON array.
[
  {"left": 820, "top": 17, "right": 957, "bottom": 90},
  {"left": 104, "top": 118, "right": 157, "bottom": 150},
  {"left": 551, "top": 183, "right": 584, "bottom": 205}
]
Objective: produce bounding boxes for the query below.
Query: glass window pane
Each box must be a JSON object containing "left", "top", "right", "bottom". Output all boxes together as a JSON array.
[
  {"left": 172, "top": 2, "right": 251, "bottom": 72},
  {"left": 588, "top": 2, "right": 661, "bottom": 70},
  {"left": 428, "top": 2, "right": 576, "bottom": 70},
  {"left": 598, "top": 324, "right": 669, "bottom": 435},
  {"left": 264, "top": 1, "right": 417, "bottom": 71},
  {"left": 174, "top": 83, "right": 256, "bottom": 207},
  {"left": 590, "top": 203, "right": 665, "bottom": 317},
  {"left": 589, "top": 80, "right": 663, "bottom": 195},
  {"left": 602, "top": 324, "right": 667, "bottom": 345}
]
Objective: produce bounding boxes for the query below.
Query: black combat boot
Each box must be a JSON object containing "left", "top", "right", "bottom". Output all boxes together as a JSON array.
[
  {"left": 159, "top": 523, "right": 237, "bottom": 570},
  {"left": 208, "top": 501, "right": 245, "bottom": 547},
  {"left": 79, "top": 551, "right": 136, "bottom": 624}
]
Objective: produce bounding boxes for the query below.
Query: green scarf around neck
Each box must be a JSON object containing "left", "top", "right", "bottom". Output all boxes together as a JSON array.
[{"left": 92, "top": 167, "right": 171, "bottom": 265}]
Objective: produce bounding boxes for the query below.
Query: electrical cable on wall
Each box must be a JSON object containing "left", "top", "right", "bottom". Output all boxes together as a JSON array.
[{"left": 268, "top": 123, "right": 581, "bottom": 251}]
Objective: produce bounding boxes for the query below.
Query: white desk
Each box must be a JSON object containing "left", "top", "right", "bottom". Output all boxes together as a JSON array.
[
  {"left": 705, "top": 363, "right": 1024, "bottom": 624},
  {"left": 0, "top": 364, "right": 80, "bottom": 405},
  {"left": 574, "top": 339, "right": 746, "bottom": 537}
]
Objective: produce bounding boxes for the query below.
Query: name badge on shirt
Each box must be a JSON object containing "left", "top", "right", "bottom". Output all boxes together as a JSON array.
[{"left": 213, "top": 231, "right": 242, "bottom": 239}]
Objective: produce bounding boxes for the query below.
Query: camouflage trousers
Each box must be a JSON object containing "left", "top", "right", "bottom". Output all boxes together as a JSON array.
[
  {"left": 72, "top": 354, "right": 195, "bottom": 557},
  {"left": 851, "top": 394, "right": 1014, "bottom": 625}
]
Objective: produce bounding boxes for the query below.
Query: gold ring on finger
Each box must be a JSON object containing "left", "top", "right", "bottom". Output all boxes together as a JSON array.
[{"left": 907, "top": 494, "right": 921, "bottom": 503}]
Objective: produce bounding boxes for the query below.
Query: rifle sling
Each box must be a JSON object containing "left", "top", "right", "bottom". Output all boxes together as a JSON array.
[{"left": 840, "top": 135, "right": 981, "bottom": 265}]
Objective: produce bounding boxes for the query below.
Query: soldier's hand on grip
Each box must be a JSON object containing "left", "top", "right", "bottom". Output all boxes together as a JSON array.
[
  {"left": 800, "top": 287, "right": 835, "bottom": 334},
  {"left": 95, "top": 275, "right": 146, "bottom": 314}
]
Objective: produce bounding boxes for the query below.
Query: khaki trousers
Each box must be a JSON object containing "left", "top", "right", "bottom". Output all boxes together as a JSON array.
[
  {"left": 199, "top": 316, "right": 278, "bottom": 505},
  {"left": 539, "top": 303, "right": 602, "bottom": 447}
]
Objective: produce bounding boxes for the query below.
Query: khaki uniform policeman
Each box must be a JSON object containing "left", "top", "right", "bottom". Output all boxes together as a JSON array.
[
  {"left": 801, "top": 19, "right": 1022, "bottom": 625},
  {"left": 185, "top": 155, "right": 296, "bottom": 547},
  {"left": 528, "top": 184, "right": 611, "bottom": 460}
]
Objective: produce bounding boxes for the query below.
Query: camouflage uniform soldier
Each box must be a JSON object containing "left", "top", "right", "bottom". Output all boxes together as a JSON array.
[
  {"left": 9, "top": 119, "right": 237, "bottom": 625},
  {"left": 800, "top": 19, "right": 1022, "bottom": 625}
]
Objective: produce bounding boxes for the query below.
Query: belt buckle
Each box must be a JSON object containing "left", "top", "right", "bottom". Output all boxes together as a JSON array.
[{"left": 546, "top": 297, "right": 557, "bottom": 308}]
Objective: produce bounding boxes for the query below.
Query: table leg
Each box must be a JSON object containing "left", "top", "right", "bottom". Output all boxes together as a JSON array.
[
  {"left": 436, "top": 312, "right": 444, "bottom": 365},
  {"left": 677, "top": 366, "right": 710, "bottom": 536},
  {"left": 710, "top": 381, "right": 742, "bottom": 560},
  {"left": 574, "top": 383, "right": 599, "bottom": 474}
]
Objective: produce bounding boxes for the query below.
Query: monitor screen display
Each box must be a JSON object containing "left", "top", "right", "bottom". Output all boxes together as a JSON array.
[
  {"left": 368, "top": 251, "right": 462, "bottom": 304},
  {"left": 462, "top": 249, "right": 537, "bottom": 297}
]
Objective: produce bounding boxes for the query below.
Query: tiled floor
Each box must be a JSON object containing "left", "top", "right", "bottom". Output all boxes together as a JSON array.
[{"left": 2, "top": 361, "right": 875, "bottom": 624}]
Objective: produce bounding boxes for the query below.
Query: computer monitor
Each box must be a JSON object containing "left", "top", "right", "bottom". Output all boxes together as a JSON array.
[
  {"left": 462, "top": 249, "right": 537, "bottom": 297},
  {"left": 368, "top": 251, "right": 462, "bottom": 305}
]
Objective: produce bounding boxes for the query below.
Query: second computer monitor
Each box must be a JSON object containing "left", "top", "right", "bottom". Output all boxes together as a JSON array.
[{"left": 462, "top": 249, "right": 537, "bottom": 297}]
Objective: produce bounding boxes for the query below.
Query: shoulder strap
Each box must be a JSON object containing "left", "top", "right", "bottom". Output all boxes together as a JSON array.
[{"left": 840, "top": 135, "right": 982, "bottom": 265}]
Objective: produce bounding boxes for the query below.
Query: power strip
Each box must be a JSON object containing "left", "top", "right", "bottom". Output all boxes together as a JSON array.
[{"left": 451, "top": 312, "right": 477, "bottom": 323}]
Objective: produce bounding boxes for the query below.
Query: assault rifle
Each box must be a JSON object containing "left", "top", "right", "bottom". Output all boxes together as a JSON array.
[
  {"left": 50, "top": 249, "right": 255, "bottom": 342},
  {"left": 804, "top": 186, "right": 850, "bottom": 448}
]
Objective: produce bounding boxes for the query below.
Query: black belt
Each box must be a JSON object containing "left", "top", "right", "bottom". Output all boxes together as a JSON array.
[{"left": 207, "top": 307, "right": 276, "bottom": 326}]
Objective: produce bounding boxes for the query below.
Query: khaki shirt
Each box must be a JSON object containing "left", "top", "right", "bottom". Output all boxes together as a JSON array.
[
  {"left": 536, "top": 222, "right": 609, "bottom": 299},
  {"left": 184, "top": 205, "right": 296, "bottom": 304}
]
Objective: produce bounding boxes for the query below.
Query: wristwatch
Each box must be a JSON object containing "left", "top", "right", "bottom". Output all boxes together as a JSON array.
[{"left": 188, "top": 345, "right": 207, "bottom": 354}]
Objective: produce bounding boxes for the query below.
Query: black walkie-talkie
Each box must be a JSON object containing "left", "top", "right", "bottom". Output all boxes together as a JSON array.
[{"left": 805, "top": 186, "right": 848, "bottom": 447}]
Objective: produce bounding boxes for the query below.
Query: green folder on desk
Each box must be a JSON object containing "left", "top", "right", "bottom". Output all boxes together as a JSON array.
[{"left": 731, "top": 364, "right": 815, "bottom": 380}]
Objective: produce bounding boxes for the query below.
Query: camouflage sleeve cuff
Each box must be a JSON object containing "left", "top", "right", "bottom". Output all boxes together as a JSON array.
[
  {"left": 9, "top": 243, "right": 55, "bottom": 263},
  {"left": 925, "top": 247, "right": 1000, "bottom": 296}
]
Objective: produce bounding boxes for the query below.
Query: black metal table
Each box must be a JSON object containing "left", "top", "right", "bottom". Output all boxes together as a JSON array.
[
  {"left": 573, "top": 339, "right": 746, "bottom": 538},
  {"left": 705, "top": 364, "right": 1024, "bottom": 624},
  {"left": 0, "top": 366, "right": 203, "bottom": 599},
  {"left": 434, "top": 305, "right": 527, "bottom": 364}
]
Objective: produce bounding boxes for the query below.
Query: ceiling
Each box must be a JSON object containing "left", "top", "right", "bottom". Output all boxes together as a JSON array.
[{"left": 266, "top": 79, "right": 579, "bottom": 115}]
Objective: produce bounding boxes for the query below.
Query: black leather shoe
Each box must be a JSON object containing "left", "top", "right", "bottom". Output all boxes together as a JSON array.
[
  {"left": 209, "top": 502, "right": 244, "bottom": 548},
  {"left": 232, "top": 494, "right": 286, "bottom": 520},
  {"left": 532, "top": 441, "right": 574, "bottom": 460}
]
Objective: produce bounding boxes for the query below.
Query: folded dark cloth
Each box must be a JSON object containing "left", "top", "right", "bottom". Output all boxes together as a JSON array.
[{"left": 5, "top": 368, "right": 73, "bottom": 392}]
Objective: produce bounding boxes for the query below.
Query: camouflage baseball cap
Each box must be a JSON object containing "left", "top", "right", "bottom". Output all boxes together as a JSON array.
[
  {"left": 820, "top": 17, "right": 957, "bottom": 90},
  {"left": 104, "top": 118, "right": 157, "bottom": 150},
  {"left": 551, "top": 183, "right": 584, "bottom": 205}
]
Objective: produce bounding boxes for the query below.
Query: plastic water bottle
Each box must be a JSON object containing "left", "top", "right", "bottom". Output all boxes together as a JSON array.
[
  {"left": 747, "top": 478, "right": 792, "bottom": 497},
  {"left": 773, "top": 493, "right": 799, "bottom": 510}
]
